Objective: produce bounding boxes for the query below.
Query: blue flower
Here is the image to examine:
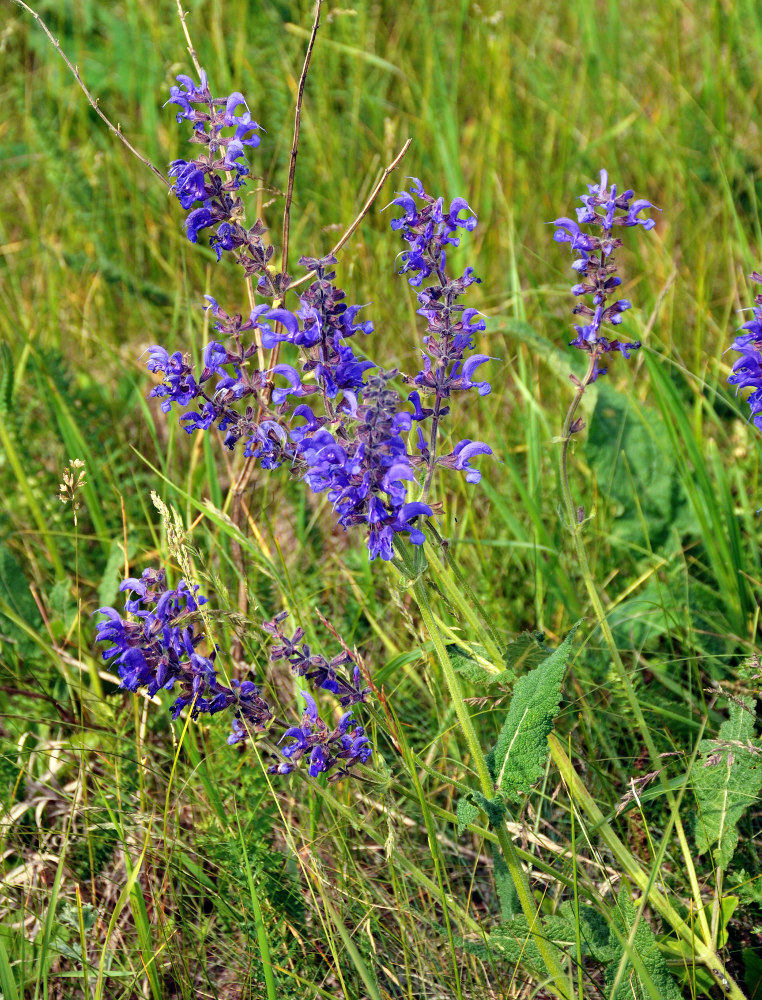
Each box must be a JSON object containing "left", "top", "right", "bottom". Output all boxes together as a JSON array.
[
  {"left": 164, "top": 70, "right": 278, "bottom": 290},
  {"left": 552, "top": 170, "right": 658, "bottom": 378},
  {"left": 185, "top": 206, "right": 215, "bottom": 243},
  {"left": 97, "top": 568, "right": 275, "bottom": 742},
  {"left": 390, "top": 179, "right": 493, "bottom": 494},
  {"left": 728, "top": 272, "right": 762, "bottom": 430},
  {"left": 269, "top": 689, "right": 373, "bottom": 780}
]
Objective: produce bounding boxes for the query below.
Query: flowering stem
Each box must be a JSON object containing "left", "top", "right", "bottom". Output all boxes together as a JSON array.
[
  {"left": 421, "top": 395, "right": 443, "bottom": 500},
  {"left": 557, "top": 358, "right": 730, "bottom": 967},
  {"left": 421, "top": 270, "right": 454, "bottom": 500},
  {"left": 410, "top": 573, "right": 571, "bottom": 998},
  {"left": 422, "top": 529, "right": 504, "bottom": 664}
]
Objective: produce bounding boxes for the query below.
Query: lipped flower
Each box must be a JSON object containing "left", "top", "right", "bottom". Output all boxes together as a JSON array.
[
  {"left": 728, "top": 271, "right": 762, "bottom": 430},
  {"left": 165, "top": 70, "right": 286, "bottom": 296},
  {"left": 96, "top": 571, "right": 372, "bottom": 779},
  {"left": 95, "top": 568, "right": 272, "bottom": 738},
  {"left": 263, "top": 611, "right": 371, "bottom": 706},
  {"left": 551, "top": 169, "right": 658, "bottom": 379},
  {"left": 390, "top": 179, "right": 493, "bottom": 494},
  {"left": 271, "top": 691, "right": 372, "bottom": 780}
]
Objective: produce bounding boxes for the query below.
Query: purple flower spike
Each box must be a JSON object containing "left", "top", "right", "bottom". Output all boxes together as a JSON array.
[
  {"left": 389, "top": 178, "right": 494, "bottom": 497},
  {"left": 551, "top": 169, "right": 659, "bottom": 379},
  {"left": 728, "top": 272, "right": 762, "bottom": 431},
  {"left": 96, "top": 567, "right": 272, "bottom": 734},
  {"left": 163, "top": 68, "right": 284, "bottom": 294}
]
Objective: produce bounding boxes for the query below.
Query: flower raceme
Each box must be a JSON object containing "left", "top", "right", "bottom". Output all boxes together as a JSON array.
[
  {"left": 727, "top": 272, "right": 762, "bottom": 430},
  {"left": 551, "top": 169, "right": 658, "bottom": 380},
  {"left": 95, "top": 571, "right": 372, "bottom": 780},
  {"left": 95, "top": 568, "right": 272, "bottom": 739},
  {"left": 390, "top": 179, "right": 493, "bottom": 491},
  {"left": 151, "top": 72, "right": 495, "bottom": 559},
  {"left": 165, "top": 71, "right": 287, "bottom": 296}
]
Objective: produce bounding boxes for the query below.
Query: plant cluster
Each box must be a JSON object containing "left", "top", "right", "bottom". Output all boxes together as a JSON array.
[{"left": 5, "top": 11, "right": 761, "bottom": 1000}]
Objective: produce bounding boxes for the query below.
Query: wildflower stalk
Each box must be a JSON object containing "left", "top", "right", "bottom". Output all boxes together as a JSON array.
[
  {"left": 550, "top": 174, "right": 742, "bottom": 988},
  {"left": 421, "top": 534, "right": 504, "bottom": 665},
  {"left": 558, "top": 357, "right": 717, "bottom": 935},
  {"left": 410, "top": 573, "right": 571, "bottom": 999},
  {"left": 559, "top": 361, "right": 749, "bottom": 994}
]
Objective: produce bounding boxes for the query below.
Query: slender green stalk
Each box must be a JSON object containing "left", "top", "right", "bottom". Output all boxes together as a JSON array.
[
  {"left": 568, "top": 737, "right": 584, "bottom": 1000},
  {"left": 549, "top": 735, "right": 747, "bottom": 1000},
  {"left": 236, "top": 811, "right": 278, "bottom": 1000},
  {"left": 411, "top": 576, "right": 571, "bottom": 999},
  {"left": 74, "top": 885, "right": 89, "bottom": 999},
  {"left": 424, "top": 527, "right": 504, "bottom": 662},
  {"left": 558, "top": 355, "right": 715, "bottom": 945}
]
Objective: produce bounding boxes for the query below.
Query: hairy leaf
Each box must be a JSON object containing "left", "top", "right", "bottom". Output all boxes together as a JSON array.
[
  {"left": 0, "top": 543, "right": 43, "bottom": 658},
  {"left": 460, "top": 914, "right": 576, "bottom": 973},
  {"left": 491, "top": 623, "right": 580, "bottom": 799},
  {"left": 449, "top": 642, "right": 514, "bottom": 688},
  {"left": 456, "top": 797, "right": 480, "bottom": 836},
  {"left": 503, "top": 631, "right": 554, "bottom": 672},
  {"left": 490, "top": 842, "right": 519, "bottom": 920},
  {"left": 585, "top": 383, "right": 695, "bottom": 549},
  {"left": 693, "top": 697, "right": 762, "bottom": 869},
  {"left": 606, "top": 884, "right": 682, "bottom": 1000}
]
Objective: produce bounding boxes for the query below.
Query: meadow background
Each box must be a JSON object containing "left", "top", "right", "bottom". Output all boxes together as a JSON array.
[{"left": 1, "top": 0, "right": 762, "bottom": 997}]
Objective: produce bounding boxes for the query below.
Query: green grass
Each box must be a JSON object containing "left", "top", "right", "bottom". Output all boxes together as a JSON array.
[{"left": 2, "top": 0, "right": 762, "bottom": 997}]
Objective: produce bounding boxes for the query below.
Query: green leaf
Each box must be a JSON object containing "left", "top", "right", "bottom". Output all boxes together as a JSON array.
[
  {"left": 450, "top": 634, "right": 553, "bottom": 690},
  {"left": 0, "top": 543, "right": 43, "bottom": 657},
  {"left": 449, "top": 643, "right": 498, "bottom": 686},
  {"left": 585, "top": 383, "right": 694, "bottom": 548},
  {"left": 0, "top": 341, "right": 15, "bottom": 417},
  {"left": 491, "top": 623, "right": 580, "bottom": 799},
  {"left": 490, "top": 843, "right": 519, "bottom": 920},
  {"left": 461, "top": 914, "right": 576, "bottom": 973},
  {"left": 503, "top": 631, "right": 554, "bottom": 673},
  {"left": 693, "top": 696, "right": 762, "bottom": 869},
  {"left": 456, "top": 796, "right": 480, "bottom": 836},
  {"left": 606, "top": 884, "right": 683, "bottom": 1000}
]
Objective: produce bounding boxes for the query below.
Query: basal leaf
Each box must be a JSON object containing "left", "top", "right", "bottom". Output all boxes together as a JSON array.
[
  {"left": 475, "top": 914, "right": 576, "bottom": 973},
  {"left": 606, "top": 883, "right": 682, "bottom": 1000},
  {"left": 585, "top": 383, "right": 694, "bottom": 548},
  {"left": 490, "top": 842, "right": 518, "bottom": 920},
  {"left": 693, "top": 696, "right": 762, "bottom": 870},
  {"left": 503, "top": 631, "right": 553, "bottom": 673},
  {"left": 491, "top": 623, "right": 580, "bottom": 800}
]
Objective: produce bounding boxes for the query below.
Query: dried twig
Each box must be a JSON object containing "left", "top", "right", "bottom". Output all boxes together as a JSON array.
[
  {"left": 281, "top": 0, "right": 322, "bottom": 280},
  {"left": 11, "top": 0, "right": 168, "bottom": 187},
  {"left": 174, "top": 0, "right": 203, "bottom": 78},
  {"left": 288, "top": 137, "right": 413, "bottom": 292}
]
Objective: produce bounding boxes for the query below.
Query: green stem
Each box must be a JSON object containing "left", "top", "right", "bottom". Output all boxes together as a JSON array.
[
  {"left": 558, "top": 356, "right": 715, "bottom": 948},
  {"left": 424, "top": 527, "right": 505, "bottom": 661},
  {"left": 412, "top": 577, "right": 571, "bottom": 999},
  {"left": 549, "top": 736, "right": 747, "bottom": 1000}
]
